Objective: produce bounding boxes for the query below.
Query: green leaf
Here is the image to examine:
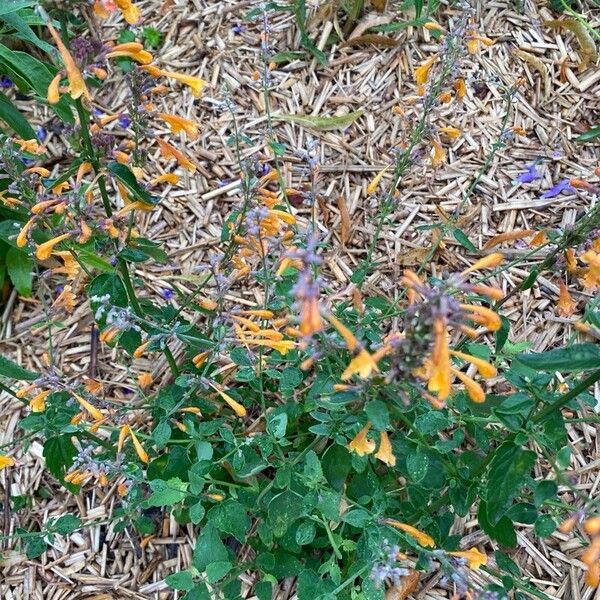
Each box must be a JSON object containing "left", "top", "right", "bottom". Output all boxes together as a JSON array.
[
  {"left": 274, "top": 110, "right": 363, "bottom": 130},
  {"left": 268, "top": 490, "right": 305, "bottom": 537},
  {"left": 478, "top": 501, "right": 517, "bottom": 547},
  {"left": 0, "top": 354, "right": 38, "bottom": 380},
  {"left": 0, "top": 1, "right": 38, "bottom": 15},
  {"left": 267, "top": 411, "right": 288, "bottom": 439},
  {"left": 207, "top": 500, "right": 250, "bottom": 542},
  {"left": 43, "top": 435, "right": 78, "bottom": 491},
  {"left": 365, "top": 400, "right": 389, "bottom": 430},
  {"left": 534, "top": 514, "right": 556, "bottom": 537},
  {"left": 206, "top": 560, "right": 232, "bottom": 583},
  {"left": 495, "top": 551, "right": 521, "bottom": 576},
  {"left": 517, "top": 343, "right": 600, "bottom": 372},
  {"left": 152, "top": 421, "right": 171, "bottom": 448},
  {"left": 108, "top": 162, "right": 159, "bottom": 205},
  {"left": 146, "top": 478, "right": 188, "bottom": 507},
  {"left": 193, "top": 523, "right": 228, "bottom": 571},
  {"left": 189, "top": 501, "right": 205, "bottom": 524},
  {"left": 506, "top": 503, "right": 537, "bottom": 524},
  {"left": 407, "top": 451, "right": 429, "bottom": 483},
  {"left": 0, "top": 11, "right": 55, "bottom": 54},
  {"left": 534, "top": 480, "right": 557, "bottom": 507},
  {"left": 166, "top": 571, "right": 195, "bottom": 591},
  {"left": 52, "top": 514, "right": 82, "bottom": 535},
  {"left": 322, "top": 444, "right": 352, "bottom": 491},
  {"left": 296, "top": 520, "right": 316, "bottom": 545},
  {"left": 0, "top": 90, "right": 35, "bottom": 139},
  {"left": 576, "top": 126, "right": 600, "bottom": 143},
  {"left": 6, "top": 246, "right": 32, "bottom": 296},
  {"left": 26, "top": 535, "right": 47, "bottom": 559},
  {"left": 453, "top": 228, "right": 477, "bottom": 251},
  {"left": 486, "top": 442, "right": 536, "bottom": 525}
]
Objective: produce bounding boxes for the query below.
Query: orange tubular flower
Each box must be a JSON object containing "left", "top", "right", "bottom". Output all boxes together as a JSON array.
[
  {"left": 448, "top": 547, "right": 488, "bottom": 569},
  {"left": 382, "top": 519, "right": 435, "bottom": 548},
  {"left": 557, "top": 281, "right": 577, "bottom": 317},
  {"left": 460, "top": 303, "right": 502, "bottom": 331},
  {"left": 107, "top": 48, "right": 153, "bottom": 64},
  {"left": 450, "top": 350, "right": 497, "bottom": 378},
  {"left": 428, "top": 319, "right": 451, "bottom": 400},
  {"left": 46, "top": 21, "right": 90, "bottom": 103},
  {"left": 347, "top": 422, "right": 376, "bottom": 456},
  {"left": 151, "top": 173, "right": 180, "bottom": 186},
  {"left": 47, "top": 73, "right": 61, "bottom": 103},
  {"left": 156, "top": 137, "right": 197, "bottom": 173},
  {"left": 115, "top": 0, "right": 141, "bottom": 24},
  {"left": 342, "top": 349, "right": 379, "bottom": 380},
  {"left": 36, "top": 233, "right": 71, "bottom": 260},
  {"left": 210, "top": 384, "right": 247, "bottom": 417},
  {"left": 144, "top": 67, "right": 208, "bottom": 97},
  {"left": 138, "top": 372, "right": 153, "bottom": 388},
  {"left": 375, "top": 431, "right": 396, "bottom": 466},
  {"left": 128, "top": 427, "right": 149, "bottom": 463},
  {"left": 158, "top": 113, "right": 199, "bottom": 140},
  {"left": 73, "top": 394, "right": 104, "bottom": 421},
  {"left": 30, "top": 390, "right": 50, "bottom": 412},
  {"left": 0, "top": 456, "right": 15, "bottom": 470},
  {"left": 52, "top": 285, "right": 76, "bottom": 313},
  {"left": 16, "top": 217, "right": 36, "bottom": 248},
  {"left": 414, "top": 55, "right": 437, "bottom": 87},
  {"left": 192, "top": 351, "right": 209, "bottom": 369},
  {"left": 451, "top": 367, "right": 486, "bottom": 403}
]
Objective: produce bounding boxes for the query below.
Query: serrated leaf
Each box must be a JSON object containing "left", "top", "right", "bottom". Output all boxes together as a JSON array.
[
  {"left": 486, "top": 442, "right": 535, "bottom": 525},
  {"left": 274, "top": 110, "right": 363, "bottom": 130},
  {"left": 166, "top": 571, "right": 195, "bottom": 591},
  {"left": 193, "top": 523, "right": 228, "bottom": 571},
  {"left": 146, "top": 478, "right": 188, "bottom": 506},
  {"left": 268, "top": 490, "right": 305, "bottom": 537}
]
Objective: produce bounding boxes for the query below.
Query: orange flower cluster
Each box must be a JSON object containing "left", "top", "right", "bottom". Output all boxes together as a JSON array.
[
  {"left": 232, "top": 309, "right": 296, "bottom": 356},
  {"left": 229, "top": 169, "right": 297, "bottom": 281},
  {"left": 326, "top": 255, "right": 503, "bottom": 407}
]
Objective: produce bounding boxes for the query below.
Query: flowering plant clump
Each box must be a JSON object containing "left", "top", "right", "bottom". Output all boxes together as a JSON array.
[{"left": 1, "top": 1, "right": 600, "bottom": 599}]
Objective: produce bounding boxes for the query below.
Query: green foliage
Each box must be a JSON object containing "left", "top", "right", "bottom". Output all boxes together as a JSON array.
[{"left": 3, "top": 2, "right": 599, "bottom": 599}]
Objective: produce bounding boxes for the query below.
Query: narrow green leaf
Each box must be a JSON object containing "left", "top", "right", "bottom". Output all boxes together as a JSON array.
[
  {"left": 0, "top": 90, "right": 35, "bottom": 139},
  {"left": 517, "top": 343, "right": 600, "bottom": 372},
  {"left": 0, "top": 354, "right": 38, "bottom": 380},
  {"left": 0, "top": 1, "right": 38, "bottom": 16},
  {"left": 274, "top": 110, "right": 363, "bottom": 130},
  {"left": 576, "top": 126, "right": 600, "bottom": 143},
  {"left": 1, "top": 12, "right": 55, "bottom": 54},
  {"left": 108, "top": 162, "right": 159, "bottom": 205}
]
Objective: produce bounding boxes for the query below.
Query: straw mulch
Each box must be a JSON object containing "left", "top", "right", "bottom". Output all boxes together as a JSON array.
[{"left": 1, "top": 0, "right": 599, "bottom": 598}]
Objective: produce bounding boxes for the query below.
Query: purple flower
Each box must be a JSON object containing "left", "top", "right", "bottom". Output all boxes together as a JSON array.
[
  {"left": 37, "top": 127, "right": 47, "bottom": 142},
  {"left": 540, "top": 179, "right": 575, "bottom": 199},
  {"left": 161, "top": 289, "right": 174, "bottom": 300},
  {"left": 231, "top": 24, "right": 245, "bottom": 34},
  {"left": 0, "top": 76, "right": 12, "bottom": 88},
  {"left": 118, "top": 114, "right": 131, "bottom": 128},
  {"left": 513, "top": 162, "right": 542, "bottom": 184}
]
